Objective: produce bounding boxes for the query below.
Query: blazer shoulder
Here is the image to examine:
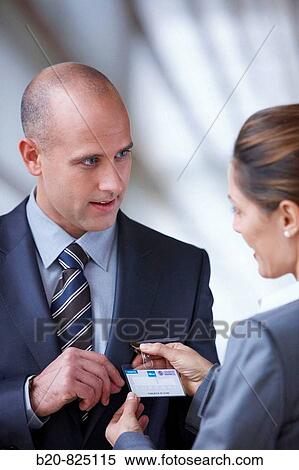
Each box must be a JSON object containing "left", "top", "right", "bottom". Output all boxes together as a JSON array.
[
  {"left": 119, "top": 211, "right": 207, "bottom": 257},
  {"left": 0, "top": 197, "right": 29, "bottom": 224},
  {"left": 249, "top": 299, "right": 299, "bottom": 340},
  {"left": 0, "top": 197, "right": 29, "bottom": 254},
  {"left": 231, "top": 301, "right": 299, "bottom": 359}
]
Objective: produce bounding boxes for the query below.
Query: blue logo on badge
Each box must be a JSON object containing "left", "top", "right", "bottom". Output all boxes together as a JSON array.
[{"left": 147, "top": 371, "right": 156, "bottom": 377}]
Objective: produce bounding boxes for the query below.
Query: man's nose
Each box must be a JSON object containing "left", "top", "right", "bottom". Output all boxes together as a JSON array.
[{"left": 97, "top": 158, "right": 124, "bottom": 193}]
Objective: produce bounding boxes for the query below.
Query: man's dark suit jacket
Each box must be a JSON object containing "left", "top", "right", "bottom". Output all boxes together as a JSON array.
[{"left": 0, "top": 198, "right": 218, "bottom": 450}]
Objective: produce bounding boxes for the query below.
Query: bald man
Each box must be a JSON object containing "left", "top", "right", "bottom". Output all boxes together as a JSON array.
[{"left": 0, "top": 63, "right": 218, "bottom": 450}]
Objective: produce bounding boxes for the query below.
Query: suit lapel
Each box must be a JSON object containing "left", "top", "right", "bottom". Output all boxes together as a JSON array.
[
  {"left": 0, "top": 200, "right": 82, "bottom": 433},
  {"left": 106, "top": 211, "right": 162, "bottom": 367},
  {"left": 83, "top": 211, "right": 162, "bottom": 446},
  {"left": 0, "top": 202, "right": 60, "bottom": 370}
]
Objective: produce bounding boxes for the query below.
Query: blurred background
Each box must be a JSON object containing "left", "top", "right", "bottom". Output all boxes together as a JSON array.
[{"left": 1, "top": 0, "right": 298, "bottom": 360}]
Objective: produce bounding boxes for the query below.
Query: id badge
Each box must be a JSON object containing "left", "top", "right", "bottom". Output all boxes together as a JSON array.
[{"left": 122, "top": 364, "right": 186, "bottom": 398}]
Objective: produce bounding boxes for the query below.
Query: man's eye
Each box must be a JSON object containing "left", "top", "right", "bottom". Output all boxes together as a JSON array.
[
  {"left": 82, "top": 157, "right": 98, "bottom": 166},
  {"left": 115, "top": 149, "right": 131, "bottom": 159}
]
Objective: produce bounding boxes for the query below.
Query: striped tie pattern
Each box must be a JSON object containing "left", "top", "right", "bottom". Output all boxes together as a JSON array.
[
  {"left": 51, "top": 243, "right": 93, "bottom": 423},
  {"left": 51, "top": 243, "right": 93, "bottom": 351}
]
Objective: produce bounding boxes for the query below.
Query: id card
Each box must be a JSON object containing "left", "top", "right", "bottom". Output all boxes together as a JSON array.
[{"left": 122, "top": 366, "right": 186, "bottom": 397}]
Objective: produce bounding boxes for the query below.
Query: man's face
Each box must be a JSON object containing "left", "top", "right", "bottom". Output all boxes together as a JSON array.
[{"left": 35, "top": 90, "right": 132, "bottom": 237}]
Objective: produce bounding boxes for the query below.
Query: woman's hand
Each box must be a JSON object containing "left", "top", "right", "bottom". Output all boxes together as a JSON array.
[
  {"left": 105, "top": 392, "right": 149, "bottom": 447},
  {"left": 133, "top": 342, "right": 213, "bottom": 396}
]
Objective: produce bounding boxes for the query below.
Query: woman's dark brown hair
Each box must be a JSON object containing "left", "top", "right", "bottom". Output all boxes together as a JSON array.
[{"left": 233, "top": 104, "right": 299, "bottom": 211}]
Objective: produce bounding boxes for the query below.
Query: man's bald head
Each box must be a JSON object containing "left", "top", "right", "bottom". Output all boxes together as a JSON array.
[{"left": 21, "top": 62, "right": 121, "bottom": 150}]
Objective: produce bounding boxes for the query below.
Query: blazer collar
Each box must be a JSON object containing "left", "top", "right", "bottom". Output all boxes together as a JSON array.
[
  {"left": 106, "top": 210, "right": 162, "bottom": 365},
  {"left": 0, "top": 198, "right": 60, "bottom": 370}
]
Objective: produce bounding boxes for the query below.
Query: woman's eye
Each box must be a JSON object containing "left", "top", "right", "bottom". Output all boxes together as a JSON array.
[
  {"left": 82, "top": 157, "right": 98, "bottom": 166},
  {"left": 232, "top": 206, "right": 241, "bottom": 216}
]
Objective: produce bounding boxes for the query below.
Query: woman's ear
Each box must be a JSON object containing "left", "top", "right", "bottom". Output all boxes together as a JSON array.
[
  {"left": 19, "top": 138, "right": 42, "bottom": 176},
  {"left": 278, "top": 200, "right": 299, "bottom": 238}
]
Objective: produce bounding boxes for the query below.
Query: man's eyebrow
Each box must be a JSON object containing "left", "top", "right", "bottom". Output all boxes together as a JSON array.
[
  {"left": 70, "top": 152, "right": 103, "bottom": 163},
  {"left": 117, "top": 142, "right": 133, "bottom": 153},
  {"left": 70, "top": 142, "right": 133, "bottom": 162}
]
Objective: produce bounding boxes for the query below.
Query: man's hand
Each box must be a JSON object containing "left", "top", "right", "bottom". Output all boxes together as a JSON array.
[
  {"left": 105, "top": 392, "right": 149, "bottom": 447},
  {"left": 133, "top": 342, "right": 213, "bottom": 396},
  {"left": 30, "top": 347, "right": 125, "bottom": 417}
]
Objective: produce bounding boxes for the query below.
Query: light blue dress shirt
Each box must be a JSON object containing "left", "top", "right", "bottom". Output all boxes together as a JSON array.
[{"left": 24, "top": 188, "right": 118, "bottom": 429}]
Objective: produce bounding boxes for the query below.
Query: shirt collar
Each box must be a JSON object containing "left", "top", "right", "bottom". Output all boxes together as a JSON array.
[
  {"left": 259, "top": 280, "right": 299, "bottom": 312},
  {"left": 26, "top": 188, "right": 117, "bottom": 271}
]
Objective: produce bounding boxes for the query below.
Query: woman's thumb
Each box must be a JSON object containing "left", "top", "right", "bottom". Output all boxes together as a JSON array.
[{"left": 123, "top": 392, "right": 139, "bottom": 416}]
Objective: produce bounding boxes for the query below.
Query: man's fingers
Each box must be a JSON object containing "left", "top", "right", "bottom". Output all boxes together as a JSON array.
[
  {"left": 80, "top": 352, "right": 125, "bottom": 399},
  {"left": 79, "top": 363, "right": 110, "bottom": 406},
  {"left": 95, "top": 355, "right": 125, "bottom": 388},
  {"left": 77, "top": 370, "right": 104, "bottom": 404},
  {"left": 75, "top": 381, "right": 97, "bottom": 411},
  {"left": 77, "top": 350, "right": 125, "bottom": 388},
  {"left": 96, "top": 367, "right": 111, "bottom": 406},
  {"left": 111, "top": 383, "right": 122, "bottom": 394},
  {"left": 107, "top": 365, "right": 125, "bottom": 388}
]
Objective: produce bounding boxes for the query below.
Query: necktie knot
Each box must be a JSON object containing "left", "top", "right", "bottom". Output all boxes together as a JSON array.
[{"left": 58, "top": 243, "right": 89, "bottom": 270}]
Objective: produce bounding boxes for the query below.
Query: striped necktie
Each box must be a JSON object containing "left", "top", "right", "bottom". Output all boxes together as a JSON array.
[
  {"left": 51, "top": 243, "right": 93, "bottom": 352},
  {"left": 51, "top": 243, "right": 93, "bottom": 424}
]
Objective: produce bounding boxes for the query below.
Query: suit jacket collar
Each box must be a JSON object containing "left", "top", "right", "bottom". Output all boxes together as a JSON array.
[
  {"left": 0, "top": 199, "right": 80, "bottom": 436},
  {"left": 106, "top": 209, "right": 161, "bottom": 364},
  {"left": 0, "top": 198, "right": 60, "bottom": 370}
]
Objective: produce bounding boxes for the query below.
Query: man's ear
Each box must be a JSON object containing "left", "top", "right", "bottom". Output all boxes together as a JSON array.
[
  {"left": 19, "top": 138, "right": 42, "bottom": 176},
  {"left": 278, "top": 200, "right": 299, "bottom": 237}
]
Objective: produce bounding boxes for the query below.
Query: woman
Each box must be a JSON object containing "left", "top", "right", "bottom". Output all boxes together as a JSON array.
[{"left": 105, "top": 105, "right": 299, "bottom": 449}]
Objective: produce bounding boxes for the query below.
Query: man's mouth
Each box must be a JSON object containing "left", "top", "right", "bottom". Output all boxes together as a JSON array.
[
  {"left": 94, "top": 200, "right": 114, "bottom": 205},
  {"left": 90, "top": 199, "right": 116, "bottom": 212}
]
